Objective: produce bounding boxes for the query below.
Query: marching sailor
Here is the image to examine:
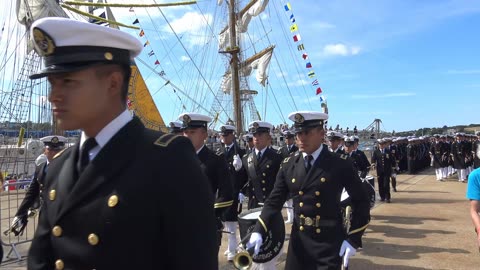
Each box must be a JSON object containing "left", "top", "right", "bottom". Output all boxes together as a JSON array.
[
  {"left": 180, "top": 113, "right": 234, "bottom": 255},
  {"left": 9, "top": 136, "right": 67, "bottom": 236},
  {"left": 247, "top": 111, "right": 370, "bottom": 269},
  {"left": 217, "top": 124, "right": 248, "bottom": 261},
  {"left": 28, "top": 18, "right": 219, "bottom": 270},
  {"left": 242, "top": 121, "right": 283, "bottom": 210}
]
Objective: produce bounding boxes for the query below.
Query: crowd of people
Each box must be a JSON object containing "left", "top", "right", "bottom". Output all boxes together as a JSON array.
[{"left": 7, "top": 16, "right": 480, "bottom": 270}]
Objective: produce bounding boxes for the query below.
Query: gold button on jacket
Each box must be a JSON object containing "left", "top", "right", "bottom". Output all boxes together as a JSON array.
[
  {"left": 108, "top": 195, "right": 119, "bottom": 207},
  {"left": 55, "top": 259, "right": 64, "bottom": 270},
  {"left": 88, "top": 233, "right": 100, "bottom": 245},
  {"left": 52, "top": 226, "right": 62, "bottom": 237}
]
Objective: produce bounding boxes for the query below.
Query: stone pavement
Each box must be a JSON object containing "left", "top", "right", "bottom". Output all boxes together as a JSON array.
[
  {"left": 218, "top": 168, "right": 478, "bottom": 270},
  {"left": 1, "top": 168, "right": 478, "bottom": 269}
]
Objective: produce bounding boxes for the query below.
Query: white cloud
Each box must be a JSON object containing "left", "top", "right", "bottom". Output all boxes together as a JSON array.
[
  {"left": 288, "top": 79, "right": 308, "bottom": 87},
  {"left": 351, "top": 92, "right": 416, "bottom": 99},
  {"left": 447, "top": 69, "right": 480, "bottom": 75},
  {"left": 180, "top": 56, "right": 190, "bottom": 61},
  {"left": 323, "top": 43, "right": 361, "bottom": 56},
  {"left": 167, "top": 11, "right": 212, "bottom": 34},
  {"left": 276, "top": 71, "right": 288, "bottom": 78}
]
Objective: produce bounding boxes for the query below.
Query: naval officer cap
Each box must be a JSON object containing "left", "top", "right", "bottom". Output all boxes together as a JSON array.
[
  {"left": 288, "top": 111, "right": 328, "bottom": 133},
  {"left": 40, "top": 135, "right": 67, "bottom": 150},
  {"left": 243, "top": 133, "right": 253, "bottom": 142},
  {"left": 248, "top": 121, "right": 273, "bottom": 134},
  {"left": 178, "top": 113, "right": 211, "bottom": 129},
  {"left": 168, "top": 121, "right": 183, "bottom": 133},
  {"left": 283, "top": 130, "right": 295, "bottom": 139},
  {"left": 220, "top": 125, "right": 236, "bottom": 136},
  {"left": 326, "top": 130, "right": 344, "bottom": 140},
  {"left": 29, "top": 17, "right": 143, "bottom": 79}
]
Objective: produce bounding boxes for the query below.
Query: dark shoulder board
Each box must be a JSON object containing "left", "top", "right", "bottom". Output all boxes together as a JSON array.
[{"left": 154, "top": 133, "right": 180, "bottom": 147}]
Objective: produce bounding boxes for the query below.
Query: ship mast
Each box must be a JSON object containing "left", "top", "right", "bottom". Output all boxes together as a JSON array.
[{"left": 228, "top": 0, "right": 243, "bottom": 133}]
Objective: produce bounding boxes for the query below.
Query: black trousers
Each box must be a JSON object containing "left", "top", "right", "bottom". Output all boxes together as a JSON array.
[{"left": 377, "top": 172, "right": 391, "bottom": 200}]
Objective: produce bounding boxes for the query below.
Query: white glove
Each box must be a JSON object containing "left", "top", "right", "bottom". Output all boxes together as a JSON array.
[
  {"left": 339, "top": 240, "right": 356, "bottom": 267},
  {"left": 246, "top": 232, "right": 263, "bottom": 256},
  {"left": 392, "top": 173, "right": 397, "bottom": 178},
  {"left": 11, "top": 216, "right": 23, "bottom": 228},
  {"left": 233, "top": 154, "right": 243, "bottom": 171},
  {"left": 238, "top": 193, "right": 246, "bottom": 203}
]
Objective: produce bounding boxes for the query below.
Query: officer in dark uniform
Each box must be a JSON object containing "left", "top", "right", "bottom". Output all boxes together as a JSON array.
[
  {"left": 8, "top": 136, "right": 67, "bottom": 236},
  {"left": 168, "top": 121, "right": 183, "bottom": 135},
  {"left": 430, "top": 135, "right": 449, "bottom": 181},
  {"left": 452, "top": 133, "right": 468, "bottom": 182},
  {"left": 242, "top": 121, "right": 282, "bottom": 210},
  {"left": 243, "top": 133, "right": 254, "bottom": 153},
  {"left": 28, "top": 18, "right": 218, "bottom": 270},
  {"left": 247, "top": 111, "right": 370, "bottom": 269},
  {"left": 180, "top": 113, "right": 234, "bottom": 255},
  {"left": 278, "top": 130, "right": 299, "bottom": 158},
  {"left": 216, "top": 124, "right": 247, "bottom": 261},
  {"left": 344, "top": 136, "right": 371, "bottom": 178},
  {"left": 327, "top": 131, "right": 346, "bottom": 154},
  {"left": 371, "top": 139, "right": 396, "bottom": 202},
  {"left": 474, "top": 132, "right": 480, "bottom": 169}
]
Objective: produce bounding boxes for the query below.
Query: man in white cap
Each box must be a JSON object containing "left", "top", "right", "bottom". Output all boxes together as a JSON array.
[
  {"left": 217, "top": 124, "right": 248, "bottom": 261},
  {"left": 277, "top": 130, "right": 298, "bottom": 159},
  {"left": 327, "top": 131, "right": 346, "bottom": 154},
  {"left": 246, "top": 111, "right": 370, "bottom": 269},
  {"left": 7, "top": 135, "right": 67, "bottom": 236},
  {"left": 28, "top": 18, "right": 218, "bottom": 270},
  {"left": 179, "top": 112, "right": 234, "bottom": 256},
  {"left": 243, "top": 133, "right": 254, "bottom": 153},
  {"left": 371, "top": 139, "right": 396, "bottom": 202},
  {"left": 242, "top": 121, "right": 283, "bottom": 210},
  {"left": 168, "top": 121, "right": 183, "bottom": 135}
]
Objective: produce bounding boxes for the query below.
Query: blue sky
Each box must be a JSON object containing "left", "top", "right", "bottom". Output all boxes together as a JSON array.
[
  {"left": 291, "top": 0, "right": 480, "bottom": 132},
  {"left": 2, "top": 0, "right": 479, "bottom": 133},
  {"left": 120, "top": 0, "right": 480, "bottom": 132}
]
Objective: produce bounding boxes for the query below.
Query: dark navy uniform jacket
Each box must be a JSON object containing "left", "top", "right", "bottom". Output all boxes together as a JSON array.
[
  {"left": 217, "top": 143, "right": 247, "bottom": 221},
  {"left": 253, "top": 145, "right": 370, "bottom": 270},
  {"left": 197, "top": 145, "right": 234, "bottom": 220},
  {"left": 15, "top": 162, "right": 47, "bottom": 218},
  {"left": 28, "top": 118, "right": 219, "bottom": 270},
  {"left": 242, "top": 147, "right": 282, "bottom": 210},
  {"left": 278, "top": 144, "right": 299, "bottom": 158}
]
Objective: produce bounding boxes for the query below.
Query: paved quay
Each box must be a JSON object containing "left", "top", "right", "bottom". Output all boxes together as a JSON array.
[
  {"left": 218, "top": 168, "right": 478, "bottom": 270},
  {"left": 1, "top": 168, "right": 478, "bottom": 269}
]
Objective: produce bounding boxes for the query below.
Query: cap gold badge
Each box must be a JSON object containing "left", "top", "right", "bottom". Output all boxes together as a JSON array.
[
  {"left": 294, "top": 113, "right": 304, "bottom": 123},
  {"left": 51, "top": 136, "right": 59, "bottom": 143},
  {"left": 32, "top": 28, "right": 55, "bottom": 56},
  {"left": 182, "top": 114, "right": 191, "bottom": 124}
]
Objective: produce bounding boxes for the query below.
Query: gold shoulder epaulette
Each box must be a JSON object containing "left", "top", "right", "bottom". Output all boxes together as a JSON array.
[
  {"left": 283, "top": 157, "right": 291, "bottom": 163},
  {"left": 340, "top": 154, "right": 348, "bottom": 160},
  {"left": 53, "top": 149, "right": 66, "bottom": 159},
  {"left": 154, "top": 134, "right": 179, "bottom": 147}
]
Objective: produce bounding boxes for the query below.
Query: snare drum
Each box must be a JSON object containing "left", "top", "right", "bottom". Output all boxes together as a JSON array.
[{"left": 238, "top": 207, "right": 285, "bottom": 263}]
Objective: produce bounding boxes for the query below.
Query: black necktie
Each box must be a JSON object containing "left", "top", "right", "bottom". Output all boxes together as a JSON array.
[
  {"left": 225, "top": 146, "right": 230, "bottom": 154},
  {"left": 257, "top": 151, "right": 262, "bottom": 161},
  {"left": 78, "top": 138, "right": 98, "bottom": 175},
  {"left": 305, "top": 155, "right": 313, "bottom": 172}
]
